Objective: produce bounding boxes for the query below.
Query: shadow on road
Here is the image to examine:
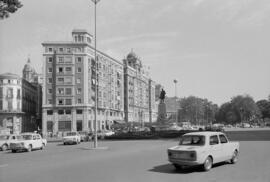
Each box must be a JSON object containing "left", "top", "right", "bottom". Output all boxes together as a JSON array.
[{"left": 149, "top": 162, "right": 228, "bottom": 174}]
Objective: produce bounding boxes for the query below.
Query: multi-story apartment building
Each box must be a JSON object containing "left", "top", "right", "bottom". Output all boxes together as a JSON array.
[
  {"left": 42, "top": 29, "right": 124, "bottom": 136},
  {"left": 0, "top": 73, "right": 38, "bottom": 134},
  {"left": 123, "top": 52, "right": 157, "bottom": 125}
]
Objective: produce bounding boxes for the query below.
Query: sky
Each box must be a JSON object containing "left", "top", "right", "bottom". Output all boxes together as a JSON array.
[{"left": 0, "top": 0, "right": 270, "bottom": 106}]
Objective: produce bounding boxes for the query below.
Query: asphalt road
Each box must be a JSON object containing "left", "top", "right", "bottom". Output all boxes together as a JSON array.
[{"left": 1, "top": 140, "right": 270, "bottom": 182}]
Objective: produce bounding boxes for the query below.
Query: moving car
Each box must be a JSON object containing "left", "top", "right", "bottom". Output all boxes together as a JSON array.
[
  {"left": 9, "top": 133, "right": 47, "bottom": 153},
  {"left": 63, "top": 131, "right": 81, "bottom": 145},
  {"left": 0, "top": 134, "right": 20, "bottom": 151},
  {"left": 167, "top": 132, "right": 239, "bottom": 171}
]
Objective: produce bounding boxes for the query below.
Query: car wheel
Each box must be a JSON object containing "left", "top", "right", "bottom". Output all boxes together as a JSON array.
[
  {"left": 173, "top": 164, "right": 183, "bottom": 170},
  {"left": 41, "top": 143, "right": 45, "bottom": 150},
  {"left": 27, "top": 145, "right": 32, "bottom": 152},
  {"left": 1, "top": 144, "right": 8, "bottom": 151},
  {"left": 231, "top": 150, "right": 238, "bottom": 164},
  {"left": 12, "top": 150, "right": 16, "bottom": 153},
  {"left": 203, "top": 156, "right": 213, "bottom": 171},
  {"left": 63, "top": 142, "right": 66, "bottom": 145}
]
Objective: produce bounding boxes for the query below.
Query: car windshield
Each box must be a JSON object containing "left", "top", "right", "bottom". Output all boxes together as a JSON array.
[
  {"left": 179, "top": 135, "right": 205, "bottom": 146},
  {"left": 0, "top": 135, "right": 9, "bottom": 140},
  {"left": 21, "top": 135, "right": 32, "bottom": 140},
  {"left": 66, "top": 132, "right": 76, "bottom": 136}
]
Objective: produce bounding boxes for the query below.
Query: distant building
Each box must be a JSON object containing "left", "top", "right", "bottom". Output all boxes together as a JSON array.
[
  {"left": 0, "top": 73, "right": 38, "bottom": 134},
  {"left": 123, "top": 51, "right": 157, "bottom": 125},
  {"left": 22, "top": 58, "right": 43, "bottom": 131}
]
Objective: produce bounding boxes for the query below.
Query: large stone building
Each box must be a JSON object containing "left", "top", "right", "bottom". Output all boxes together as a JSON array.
[
  {"left": 42, "top": 29, "right": 124, "bottom": 136},
  {"left": 41, "top": 29, "right": 159, "bottom": 136},
  {"left": 123, "top": 52, "right": 157, "bottom": 125},
  {"left": 0, "top": 72, "right": 38, "bottom": 134}
]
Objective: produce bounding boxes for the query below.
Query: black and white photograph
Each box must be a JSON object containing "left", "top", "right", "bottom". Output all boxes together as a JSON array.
[{"left": 1, "top": 0, "right": 270, "bottom": 182}]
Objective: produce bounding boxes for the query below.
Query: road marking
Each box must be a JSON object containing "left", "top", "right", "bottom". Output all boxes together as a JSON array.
[{"left": 0, "top": 164, "right": 8, "bottom": 168}]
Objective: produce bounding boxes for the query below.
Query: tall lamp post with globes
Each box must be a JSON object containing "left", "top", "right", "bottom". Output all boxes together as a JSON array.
[
  {"left": 91, "top": 0, "right": 100, "bottom": 148},
  {"left": 173, "top": 79, "right": 178, "bottom": 123}
]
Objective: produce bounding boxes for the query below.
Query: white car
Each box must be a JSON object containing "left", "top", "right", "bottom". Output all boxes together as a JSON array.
[
  {"left": 168, "top": 132, "right": 239, "bottom": 171},
  {"left": 0, "top": 134, "right": 20, "bottom": 151},
  {"left": 9, "top": 133, "right": 47, "bottom": 153},
  {"left": 63, "top": 132, "right": 81, "bottom": 145}
]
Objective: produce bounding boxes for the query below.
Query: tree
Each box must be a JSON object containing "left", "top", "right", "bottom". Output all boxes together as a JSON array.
[
  {"left": 0, "top": 0, "right": 23, "bottom": 19},
  {"left": 256, "top": 100, "right": 270, "bottom": 119}
]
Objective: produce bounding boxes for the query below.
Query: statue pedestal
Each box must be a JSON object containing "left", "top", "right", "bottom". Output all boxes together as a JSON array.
[
  {"left": 154, "top": 101, "right": 170, "bottom": 131},
  {"left": 157, "top": 101, "right": 167, "bottom": 124}
]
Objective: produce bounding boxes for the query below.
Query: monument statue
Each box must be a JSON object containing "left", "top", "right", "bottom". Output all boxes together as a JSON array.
[{"left": 159, "top": 89, "right": 166, "bottom": 101}]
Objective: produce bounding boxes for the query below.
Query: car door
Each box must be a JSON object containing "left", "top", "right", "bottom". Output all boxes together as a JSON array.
[
  {"left": 219, "top": 134, "right": 231, "bottom": 161},
  {"left": 209, "top": 135, "right": 223, "bottom": 163},
  {"left": 36, "top": 134, "right": 42, "bottom": 148}
]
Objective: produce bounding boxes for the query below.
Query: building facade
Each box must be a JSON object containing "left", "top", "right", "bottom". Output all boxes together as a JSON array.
[
  {"left": 123, "top": 52, "right": 157, "bottom": 125},
  {"left": 42, "top": 29, "right": 124, "bottom": 136},
  {"left": 0, "top": 73, "right": 38, "bottom": 134}
]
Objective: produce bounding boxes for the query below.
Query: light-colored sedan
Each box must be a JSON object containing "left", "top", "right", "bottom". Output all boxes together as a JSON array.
[
  {"left": 0, "top": 134, "right": 20, "bottom": 151},
  {"left": 63, "top": 132, "right": 81, "bottom": 145},
  {"left": 168, "top": 132, "right": 239, "bottom": 171},
  {"left": 10, "top": 133, "right": 47, "bottom": 153}
]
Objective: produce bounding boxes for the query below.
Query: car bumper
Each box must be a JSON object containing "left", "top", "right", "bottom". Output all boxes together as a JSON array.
[
  {"left": 10, "top": 146, "right": 27, "bottom": 150},
  {"left": 63, "top": 140, "right": 77, "bottom": 144},
  {"left": 168, "top": 158, "right": 201, "bottom": 166}
]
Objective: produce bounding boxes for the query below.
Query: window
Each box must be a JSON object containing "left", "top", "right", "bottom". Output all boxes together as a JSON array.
[
  {"left": 48, "top": 78, "right": 52, "bottom": 84},
  {"left": 65, "top": 88, "right": 72, "bottom": 95},
  {"left": 47, "top": 121, "right": 53, "bottom": 132},
  {"left": 66, "top": 99, "right": 72, "bottom": 105},
  {"left": 210, "top": 135, "right": 219, "bottom": 145},
  {"left": 57, "top": 88, "right": 64, "bottom": 95},
  {"left": 58, "top": 67, "right": 63, "bottom": 73},
  {"left": 48, "top": 89, "right": 52, "bottom": 94},
  {"left": 0, "top": 100, "right": 2, "bottom": 110},
  {"left": 219, "top": 135, "right": 228, "bottom": 143},
  {"left": 7, "top": 88, "right": 13, "bottom": 98},
  {"left": 77, "top": 88, "right": 82, "bottom": 94},
  {"left": 65, "top": 110, "right": 71, "bottom": 114},
  {"left": 47, "top": 110, "right": 53, "bottom": 115},
  {"left": 58, "top": 110, "right": 64, "bottom": 115},
  {"left": 77, "top": 67, "right": 82, "bottom": 73},
  {"left": 8, "top": 100, "right": 12, "bottom": 110},
  {"left": 48, "top": 67, "right": 53, "bottom": 73},
  {"left": 65, "top": 67, "right": 72, "bottom": 72},
  {"left": 57, "top": 78, "right": 64, "bottom": 83},
  {"left": 17, "top": 89, "right": 21, "bottom": 99},
  {"left": 58, "top": 57, "right": 64, "bottom": 63},
  {"left": 58, "top": 121, "right": 71, "bottom": 131},
  {"left": 48, "top": 99, "right": 52, "bottom": 104},
  {"left": 48, "top": 57, "right": 53, "bottom": 63},
  {"left": 76, "top": 57, "right": 82, "bottom": 63},
  {"left": 77, "top": 98, "right": 82, "bottom": 104},
  {"left": 67, "top": 48, "right": 71, "bottom": 53},
  {"left": 77, "top": 78, "right": 81, "bottom": 84},
  {"left": 76, "top": 109, "right": 83, "bottom": 114},
  {"left": 48, "top": 48, "right": 53, "bottom": 52},
  {"left": 58, "top": 99, "right": 63, "bottom": 105},
  {"left": 59, "top": 47, "right": 64, "bottom": 52}
]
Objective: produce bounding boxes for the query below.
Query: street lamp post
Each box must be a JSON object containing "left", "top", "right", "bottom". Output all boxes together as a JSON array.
[
  {"left": 173, "top": 79, "right": 178, "bottom": 123},
  {"left": 91, "top": 0, "right": 100, "bottom": 148}
]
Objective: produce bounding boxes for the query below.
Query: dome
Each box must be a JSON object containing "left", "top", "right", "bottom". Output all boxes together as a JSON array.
[
  {"left": 126, "top": 51, "right": 142, "bottom": 67},
  {"left": 23, "top": 58, "right": 36, "bottom": 73}
]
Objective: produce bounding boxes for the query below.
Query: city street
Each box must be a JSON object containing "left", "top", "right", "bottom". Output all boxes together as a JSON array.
[{"left": 1, "top": 139, "right": 270, "bottom": 182}]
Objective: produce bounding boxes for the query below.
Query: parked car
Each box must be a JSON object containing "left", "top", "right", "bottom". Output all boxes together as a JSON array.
[
  {"left": 103, "top": 130, "right": 115, "bottom": 137},
  {"left": 167, "top": 132, "right": 239, "bottom": 171},
  {"left": 0, "top": 134, "right": 20, "bottom": 151},
  {"left": 78, "top": 131, "right": 90, "bottom": 142},
  {"left": 205, "top": 125, "right": 225, "bottom": 132},
  {"left": 9, "top": 133, "right": 47, "bottom": 153},
  {"left": 63, "top": 132, "right": 81, "bottom": 145}
]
